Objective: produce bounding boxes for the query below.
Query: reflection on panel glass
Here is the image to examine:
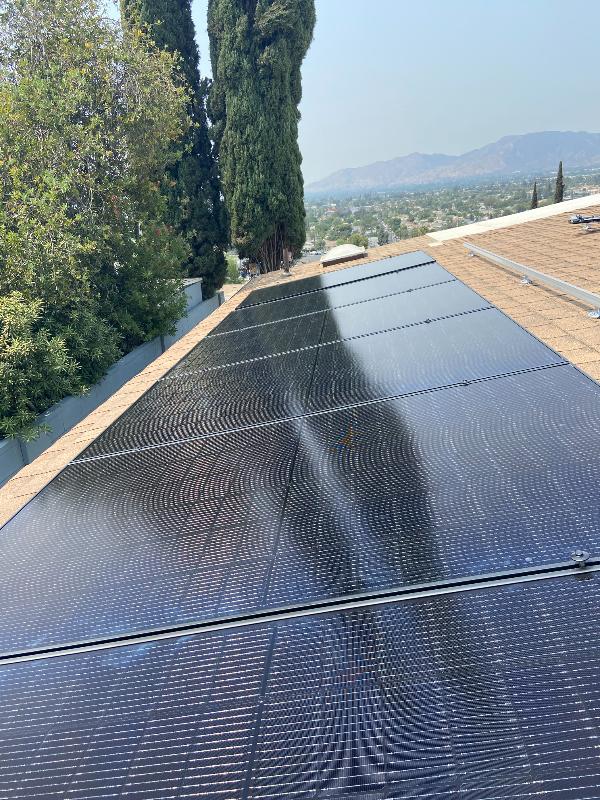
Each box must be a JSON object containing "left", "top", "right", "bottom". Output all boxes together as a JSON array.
[
  {"left": 2, "top": 366, "right": 599, "bottom": 653},
  {"left": 1, "top": 575, "right": 599, "bottom": 799},
  {"left": 176, "top": 277, "right": 480, "bottom": 376},
  {"left": 309, "top": 308, "right": 564, "bottom": 411},
  {"left": 237, "top": 250, "right": 435, "bottom": 308}
]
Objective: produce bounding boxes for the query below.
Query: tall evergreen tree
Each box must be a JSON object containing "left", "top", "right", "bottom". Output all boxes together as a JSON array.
[
  {"left": 208, "top": 0, "right": 315, "bottom": 272},
  {"left": 554, "top": 160, "right": 565, "bottom": 203},
  {"left": 121, "top": 0, "right": 229, "bottom": 296},
  {"left": 530, "top": 181, "right": 538, "bottom": 209}
]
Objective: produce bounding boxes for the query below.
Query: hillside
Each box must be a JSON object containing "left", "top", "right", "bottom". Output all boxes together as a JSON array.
[{"left": 307, "top": 131, "right": 600, "bottom": 194}]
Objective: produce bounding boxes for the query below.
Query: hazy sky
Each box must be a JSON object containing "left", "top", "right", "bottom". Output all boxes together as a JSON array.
[{"left": 111, "top": 1, "right": 600, "bottom": 184}]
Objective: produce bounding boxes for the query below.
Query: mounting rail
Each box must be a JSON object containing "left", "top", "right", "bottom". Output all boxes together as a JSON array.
[{"left": 464, "top": 241, "right": 600, "bottom": 318}]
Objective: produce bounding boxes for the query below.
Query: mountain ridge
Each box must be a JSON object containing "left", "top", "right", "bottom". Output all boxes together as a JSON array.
[{"left": 306, "top": 131, "right": 600, "bottom": 194}]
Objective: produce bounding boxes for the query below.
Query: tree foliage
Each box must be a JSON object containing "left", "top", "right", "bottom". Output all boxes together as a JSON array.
[
  {"left": 121, "top": 0, "right": 229, "bottom": 296},
  {"left": 554, "top": 160, "right": 565, "bottom": 203},
  {"left": 530, "top": 181, "right": 538, "bottom": 209},
  {"left": 337, "top": 233, "right": 368, "bottom": 248},
  {"left": 208, "top": 0, "right": 315, "bottom": 271},
  {"left": 0, "top": 0, "right": 188, "bottom": 438},
  {"left": 377, "top": 226, "right": 390, "bottom": 246}
]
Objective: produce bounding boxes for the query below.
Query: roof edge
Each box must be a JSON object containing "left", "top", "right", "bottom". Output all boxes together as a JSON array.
[{"left": 427, "top": 193, "right": 600, "bottom": 242}]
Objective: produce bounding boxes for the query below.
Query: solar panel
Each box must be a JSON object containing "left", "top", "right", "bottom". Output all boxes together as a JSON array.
[
  {"left": 308, "top": 308, "right": 564, "bottom": 411},
  {"left": 172, "top": 309, "right": 326, "bottom": 374},
  {"left": 82, "top": 299, "right": 564, "bottom": 458},
  {"left": 1, "top": 574, "right": 599, "bottom": 799},
  {"left": 320, "top": 279, "right": 490, "bottom": 342},
  {"left": 80, "top": 347, "right": 318, "bottom": 455},
  {"left": 3, "top": 250, "right": 599, "bottom": 798},
  {"left": 212, "top": 261, "right": 454, "bottom": 334},
  {"left": 237, "top": 250, "right": 435, "bottom": 308},
  {"left": 173, "top": 278, "right": 485, "bottom": 376},
  {"left": 0, "top": 478, "right": 286, "bottom": 653},
  {"left": 2, "top": 365, "right": 599, "bottom": 653}
]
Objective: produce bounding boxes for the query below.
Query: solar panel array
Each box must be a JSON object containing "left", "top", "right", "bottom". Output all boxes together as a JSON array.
[{"left": 1, "top": 250, "right": 599, "bottom": 798}]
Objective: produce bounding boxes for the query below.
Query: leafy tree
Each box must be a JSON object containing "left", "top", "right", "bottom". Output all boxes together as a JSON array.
[
  {"left": 121, "top": 0, "right": 229, "bottom": 296},
  {"left": 0, "top": 0, "right": 188, "bottom": 437},
  {"left": 377, "top": 226, "right": 390, "bottom": 246},
  {"left": 208, "top": 0, "right": 315, "bottom": 272},
  {"left": 337, "top": 233, "right": 368, "bottom": 248},
  {"left": 554, "top": 161, "right": 565, "bottom": 203},
  {"left": 530, "top": 181, "right": 538, "bottom": 209},
  {"left": 226, "top": 253, "right": 243, "bottom": 283}
]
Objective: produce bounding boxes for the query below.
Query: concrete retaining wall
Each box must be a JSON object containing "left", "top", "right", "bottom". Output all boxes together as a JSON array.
[{"left": 0, "top": 281, "right": 223, "bottom": 487}]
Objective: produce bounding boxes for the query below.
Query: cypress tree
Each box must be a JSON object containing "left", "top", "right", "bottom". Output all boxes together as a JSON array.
[
  {"left": 121, "top": 0, "right": 229, "bottom": 296},
  {"left": 208, "top": 0, "right": 316, "bottom": 272},
  {"left": 530, "top": 181, "right": 538, "bottom": 209},
  {"left": 554, "top": 160, "right": 565, "bottom": 204}
]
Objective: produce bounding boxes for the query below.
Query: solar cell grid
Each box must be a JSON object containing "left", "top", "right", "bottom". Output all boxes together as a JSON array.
[
  {"left": 1, "top": 575, "right": 599, "bottom": 799},
  {"left": 319, "top": 279, "right": 489, "bottom": 342},
  {"left": 237, "top": 250, "right": 435, "bottom": 309},
  {"left": 171, "top": 309, "right": 326, "bottom": 374},
  {"left": 0, "top": 484, "right": 285, "bottom": 653},
  {"left": 80, "top": 346, "right": 317, "bottom": 456},
  {"left": 172, "top": 278, "right": 481, "bottom": 377},
  {"left": 2, "top": 365, "right": 599, "bottom": 654}
]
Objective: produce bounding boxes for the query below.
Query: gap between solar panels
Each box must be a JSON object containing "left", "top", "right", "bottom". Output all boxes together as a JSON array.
[{"left": 1, "top": 558, "right": 597, "bottom": 666}]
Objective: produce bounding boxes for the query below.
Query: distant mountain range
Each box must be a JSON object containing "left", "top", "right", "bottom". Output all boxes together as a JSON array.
[{"left": 306, "top": 131, "right": 600, "bottom": 195}]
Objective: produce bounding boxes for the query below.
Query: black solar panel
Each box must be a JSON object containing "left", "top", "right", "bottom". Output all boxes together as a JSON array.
[
  {"left": 3, "top": 250, "right": 599, "bottom": 797},
  {"left": 1, "top": 575, "right": 599, "bottom": 799},
  {"left": 237, "top": 250, "right": 435, "bottom": 308},
  {"left": 80, "top": 305, "right": 563, "bottom": 457},
  {"left": 172, "top": 309, "right": 326, "bottom": 373},
  {"left": 320, "top": 279, "right": 489, "bottom": 342},
  {"left": 2, "top": 365, "right": 599, "bottom": 653},
  {"left": 80, "top": 347, "right": 318, "bottom": 455},
  {"left": 309, "top": 308, "right": 564, "bottom": 410},
  {"left": 175, "top": 278, "right": 479, "bottom": 376},
  {"left": 211, "top": 261, "right": 454, "bottom": 334}
]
